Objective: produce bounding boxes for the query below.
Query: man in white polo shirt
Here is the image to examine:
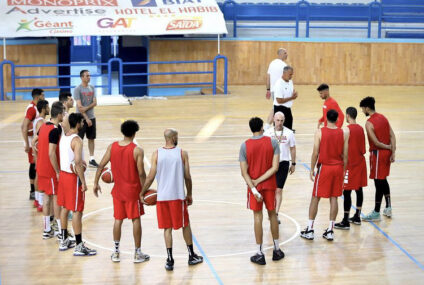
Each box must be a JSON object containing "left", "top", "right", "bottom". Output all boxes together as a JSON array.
[
  {"left": 265, "top": 48, "right": 288, "bottom": 129},
  {"left": 273, "top": 66, "right": 298, "bottom": 130},
  {"left": 264, "top": 111, "right": 296, "bottom": 224}
]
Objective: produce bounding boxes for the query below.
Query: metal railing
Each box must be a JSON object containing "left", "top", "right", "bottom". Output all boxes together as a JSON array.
[{"left": 0, "top": 55, "right": 228, "bottom": 100}]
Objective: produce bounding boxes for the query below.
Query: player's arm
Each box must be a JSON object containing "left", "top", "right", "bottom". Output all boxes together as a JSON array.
[
  {"left": 48, "top": 128, "right": 60, "bottom": 180},
  {"left": 240, "top": 161, "right": 255, "bottom": 190},
  {"left": 365, "top": 121, "right": 391, "bottom": 150},
  {"left": 21, "top": 117, "right": 31, "bottom": 153},
  {"left": 31, "top": 120, "right": 43, "bottom": 153},
  {"left": 140, "top": 150, "right": 158, "bottom": 203},
  {"left": 83, "top": 96, "right": 97, "bottom": 111},
  {"left": 310, "top": 129, "right": 321, "bottom": 181},
  {"left": 290, "top": 146, "right": 296, "bottom": 174},
  {"left": 343, "top": 128, "right": 350, "bottom": 172},
  {"left": 135, "top": 146, "right": 146, "bottom": 189},
  {"left": 73, "top": 137, "right": 87, "bottom": 192},
  {"left": 62, "top": 113, "right": 70, "bottom": 133},
  {"left": 336, "top": 105, "right": 345, "bottom": 128},
  {"left": 182, "top": 151, "right": 193, "bottom": 205},
  {"left": 389, "top": 125, "right": 396, "bottom": 162},
  {"left": 93, "top": 144, "right": 112, "bottom": 197}
]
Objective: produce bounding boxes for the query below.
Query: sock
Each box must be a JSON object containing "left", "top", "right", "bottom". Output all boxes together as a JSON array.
[
  {"left": 273, "top": 239, "right": 280, "bottom": 251},
  {"left": 307, "top": 220, "right": 314, "bottom": 231},
  {"left": 167, "top": 248, "right": 174, "bottom": 262},
  {"left": 381, "top": 179, "right": 391, "bottom": 208},
  {"left": 76, "top": 234, "right": 82, "bottom": 245},
  {"left": 38, "top": 193, "right": 43, "bottom": 206},
  {"left": 56, "top": 219, "right": 62, "bottom": 233},
  {"left": 30, "top": 184, "right": 35, "bottom": 193},
  {"left": 44, "top": 216, "right": 51, "bottom": 232},
  {"left": 114, "top": 241, "right": 120, "bottom": 253},
  {"left": 328, "top": 221, "right": 335, "bottom": 231},
  {"left": 90, "top": 156, "right": 95, "bottom": 161},
  {"left": 385, "top": 195, "right": 391, "bottom": 208},
  {"left": 187, "top": 244, "right": 194, "bottom": 257},
  {"left": 355, "top": 209, "right": 361, "bottom": 217},
  {"left": 257, "top": 244, "right": 263, "bottom": 255}
]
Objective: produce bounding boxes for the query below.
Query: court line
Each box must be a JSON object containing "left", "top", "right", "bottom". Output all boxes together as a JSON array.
[
  {"left": 300, "top": 162, "right": 424, "bottom": 271},
  {"left": 192, "top": 234, "right": 223, "bottom": 285}
]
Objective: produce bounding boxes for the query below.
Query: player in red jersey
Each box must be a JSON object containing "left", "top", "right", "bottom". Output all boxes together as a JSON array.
[
  {"left": 239, "top": 117, "right": 284, "bottom": 265},
  {"left": 301, "top": 110, "right": 349, "bottom": 241},
  {"left": 360, "top": 97, "right": 396, "bottom": 222},
  {"left": 335, "top": 107, "right": 367, "bottom": 230},
  {"left": 317, "top": 84, "right": 344, "bottom": 129},
  {"left": 36, "top": 102, "right": 64, "bottom": 239},
  {"left": 21, "top": 88, "right": 44, "bottom": 200},
  {"left": 94, "top": 120, "right": 150, "bottom": 263}
]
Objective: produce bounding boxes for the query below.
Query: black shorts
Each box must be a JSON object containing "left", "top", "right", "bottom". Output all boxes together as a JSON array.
[
  {"left": 78, "top": 118, "right": 96, "bottom": 140},
  {"left": 276, "top": 161, "right": 290, "bottom": 189}
]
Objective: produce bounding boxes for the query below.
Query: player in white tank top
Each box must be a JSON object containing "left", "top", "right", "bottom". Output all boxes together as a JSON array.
[{"left": 156, "top": 147, "right": 185, "bottom": 201}]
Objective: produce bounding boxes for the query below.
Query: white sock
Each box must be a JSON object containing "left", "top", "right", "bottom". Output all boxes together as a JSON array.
[
  {"left": 257, "top": 244, "right": 263, "bottom": 255},
  {"left": 328, "top": 221, "right": 335, "bottom": 231},
  {"left": 90, "top": 156, "right": 95, "bottom": 161},
  {"left": 308, "top": 220, "right": 314, "bottom": 231},
  {"left": 44, "top": 216, "right": 51, "bottom": 232},
  {"left": 273, "top": 239, "right": 280, "bottom": 251},
  {"left": 39, "top": 193, "right": 43, "bottom": 206},
  {"left": 56, "top": 219, "right": 62, "bottom": 232}
]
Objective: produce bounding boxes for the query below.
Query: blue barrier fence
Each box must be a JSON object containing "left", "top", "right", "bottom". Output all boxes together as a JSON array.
[
  {"left": 0, "top": 55, "right": 228, "bottom": 101},
  {"left": 219, "top": 0, "right": 424, "bottom": 38}
]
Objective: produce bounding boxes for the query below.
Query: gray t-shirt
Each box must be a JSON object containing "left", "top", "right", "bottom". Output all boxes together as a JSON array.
[
  {"left": 239, "top": 135, "right": 280, "bottom": 162},
  {"left": 73, "top": 84, "right": 96, "bottom": 119}
]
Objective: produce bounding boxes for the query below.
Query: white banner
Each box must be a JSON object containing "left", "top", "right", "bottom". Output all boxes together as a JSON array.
[{"left": 0, "top": 0, "right": 227, "bottom": 37}]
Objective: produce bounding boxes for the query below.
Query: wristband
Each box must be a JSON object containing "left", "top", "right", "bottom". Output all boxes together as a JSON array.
[
  {"left": 266, "top": 88, "right": 270, "bottom": 91},
  {"left": 251, "top": 187, "right": 260, "bottom": 196},
  {"left": 291, "top": 162, "right": 296, "bottom": 166}
]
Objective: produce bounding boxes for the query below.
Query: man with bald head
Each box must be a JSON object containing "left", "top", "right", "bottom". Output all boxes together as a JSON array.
[
  {"left": 264, "top": 112, "right": 296, "bottom": 223},
  {"left": 141, "top": 128, "right": 203, "bottom": 271},
  {"left": 265, "top": 48, "right": 288, "bottom": 129}
]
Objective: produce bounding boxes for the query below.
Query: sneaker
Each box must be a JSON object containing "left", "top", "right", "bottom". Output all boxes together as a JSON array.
[
  {"left": 188, "top": 253, "right": 203, "bottom": 266},
  {"left": 89, "top": 159, "right": 99, "bottom": 168},
  {"left": 111, "top": 251, "right": 120, "bottom": 263},
  {"left": 362, "top": 210, "right": 381, "bottom": 222},
  {"left": 165, "top": 258, "right": 174, "bottom": 271},
  {"left": 272, "top": 249, "right": 285, "bottom": 261},
  {"left": 383, "top": 207, "right": 392, "bottom": 218},
  {"left": 67, "top": 232, "right": 75, "bottom": 241},
  {"left": 334, "top": 220, "right": 350, "bottom": 230},
  {"left": 348, "top": 215, "right": 361, "bottom": 225},
  {"left": 42, "top": 229, "right": 55, "bottom": 240},
  {"left": 250, "top": 253, "right": 266, "bottom": 265},
  {"left": 323, "top": 229, "right": 334, "bottom": 241},
  {"left": 59, "top": 237, "right": 76, "bottom": 251},
  {"left": 74, "top": 242, "right": 97, "bottom": 256},
  {"left": 300, "top": 227, "right": 314, "bottom": 240},
  {"left": 29, "top": 191, "right": 35, "bottom": 200},
  {"left": 134, "top": 250, "right": 150, "bottom": 263}
]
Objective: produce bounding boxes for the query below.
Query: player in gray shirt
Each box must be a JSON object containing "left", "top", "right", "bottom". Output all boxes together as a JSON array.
[{"left": 73, "top": 69, "right": 98, "bottom": 167}]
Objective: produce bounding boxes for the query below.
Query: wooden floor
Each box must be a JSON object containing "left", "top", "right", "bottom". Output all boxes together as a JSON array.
[{"left": 0, "top": 85, "right": 424, "bottom": 284}]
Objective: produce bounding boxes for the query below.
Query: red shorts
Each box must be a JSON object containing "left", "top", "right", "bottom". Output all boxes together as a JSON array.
[
  {"left": 157, "top": 200, "right": 189, "bottom": 230},
  {"left": 247, "top": 189, "right": 276, "bottom": 211},
  {"left": 58, "top": 171, "right": 84, "bottom": 212},
  {"left": 343, "top": 159, "right": 368, "bottom": 190},
  {"left": 38, "top": 175, "right": 58, "bottom": 196},
  {"left": 113, "top": 198, "right": 144, "bottom": 220},
  {"left": 369, "top": 150, "right": 391, "bottom": 179},
  {"left": 313, "top": 164, "right": 344, "bottom": 198},
  {"left": 28, "top": 148, "right": 34, "bottom": 164}
]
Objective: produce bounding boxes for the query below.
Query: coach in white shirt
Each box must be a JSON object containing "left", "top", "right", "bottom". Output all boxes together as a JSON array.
[
  {"left": 264, "top": 111, "right": 296, "bottom": 224},
  {"left": 273, "top": 66, "right": 298, "bottom": 130},
  {"left": 265, "top": 48, "right": 288, "bottom": 129}
]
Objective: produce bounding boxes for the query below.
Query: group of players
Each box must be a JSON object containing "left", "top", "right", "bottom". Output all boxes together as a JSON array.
[
  {"left": 237, "top": 48, "right": 396, "bottom": 265},
  {"left": 21, "top": 71, "right": 203, "bottom": 270}
]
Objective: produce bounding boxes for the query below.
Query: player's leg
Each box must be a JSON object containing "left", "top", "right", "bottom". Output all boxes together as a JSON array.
[
  {"left": 267, "top": 208, "right": 285, "bottom": 261},
  {"left": 275, "top": 161, "right": 289, "bottom": 223},
  {"left": 72, "top": 211, "right": 96, "bottom": 256},
  {"left": 29, "top": 162, "right": 36, "bottom": 200},
  {"left": 282, "top": 107, "right": 293, "bottom": 130},
  {"left": 164, "top": 228, "right": 174, "bottom": 270},
  {"left": 87, "top": 118, "right": 98, "bottom": 167},
  {"left": 381, "top": 179, "right": 392, "bottom": 217},
  {"left": 52, "top": 195, "right": 62, "bottom": 237},
  {"left": 110, "top": 219, "right": 123, "bottom": 262},
  {"left": 181, "top": 224, "right": 203, "bottom": 266},
  {"left": 349, "top": 187, "right": 363, "bottom": 225},
  {"left": 301, "top": 196, "right": 320, "bottom": 240},
  {"left": 59, "top": 207, "right": 75, "bottom": 251},
  {"left": 251, "top": 210, "right": 266, "bottom": 265},
  {"left": 363, "top": 179, "right": 383, "bottom": 221},
  {"left": 335, "top": 190, "right": 351, "bottom": 230},
  {"left": 323, "top": 197, "right": 338, "bottom": 241},
  {"left": 132, "top": 217, "right": 149, "bottom": 263}
]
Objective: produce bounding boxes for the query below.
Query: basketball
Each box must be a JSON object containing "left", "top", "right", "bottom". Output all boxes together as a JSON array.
[
  {"left": 143, "top": 189, "right": 157, "bottom": 206},
  {"left": 70, "top": 160, "right": 87, "bottom": 174},
  {"left": 101, "top": 167, "right": 114, "bottom": 183}
]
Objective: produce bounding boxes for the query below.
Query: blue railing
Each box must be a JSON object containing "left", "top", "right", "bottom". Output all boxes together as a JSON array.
[
  {"left": 0, "top": 55, "right": 228, "bottom": 100},
  {"left": 219, "top": 0, "right": 424, "bottom": 38}
]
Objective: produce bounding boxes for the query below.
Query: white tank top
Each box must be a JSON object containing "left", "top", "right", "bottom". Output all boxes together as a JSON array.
[
  {"left": 59, "top": 133, "right": 83, "bottom": 173},
  {"left": 33, "top": 117, "right": 44, "bottom": 136},
  {"left": 156, "top": 147, "right": 185, "bottom": 201}
]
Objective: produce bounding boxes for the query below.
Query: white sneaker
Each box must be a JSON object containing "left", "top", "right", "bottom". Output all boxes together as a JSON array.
[
  {"left": 59, "top": 237, "right": 76, "bottom": 251},
  {"left": 323, "top": 229, "right": 334, "bottom": 241},
  {"left": 74, "top": 242, "right": 97, "bottom": 256},
  {"left": 383, "top": 207, "right": 392, "bottom": 218},
  {"left": 134, "top": 250, "right": 150, "bottom": 263},
  {"left": 111, "top": 251, "right": 120, "bottom": 262},
  {"left": 300, "top": 227, "right": 314, "bottom": 240}
]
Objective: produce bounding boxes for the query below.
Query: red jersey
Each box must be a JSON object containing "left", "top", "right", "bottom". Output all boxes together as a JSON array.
[
  {"left": 25, "top": 101, "right": 38, "bottom": 137},
  {"left": 245, "top": 136, "right": 277, "bottom": 191},
  {"left": 367, "top": 113, "right": 391, "bottom": 151},
  {"left": 36, "top": 122, "right": 61, "bottom": 178},
  {"left": 319, "top": 97, "right": 345, "bottom": 128},
  {"left": 110, "top": 142, "right": 141, "bottom": 202},
  {"left": 318, "top": 127, "right": 344, "bottom": 165},
  {"left": 347, "top": 124, "right": 366, "bottom": 167}
]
